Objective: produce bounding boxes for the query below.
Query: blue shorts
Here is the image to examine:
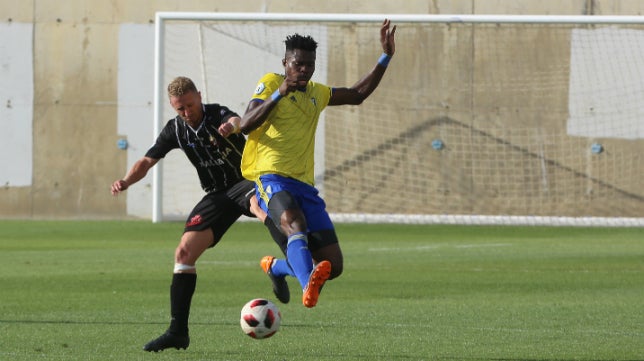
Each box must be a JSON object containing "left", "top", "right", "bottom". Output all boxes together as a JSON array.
[{"left": 256, "top": 174, "right": 334, "bottom": 233}]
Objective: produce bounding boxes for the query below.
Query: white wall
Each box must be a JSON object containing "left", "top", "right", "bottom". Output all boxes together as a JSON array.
[{"left": 0, "top": 22, "right": 33, "bottom": 187}]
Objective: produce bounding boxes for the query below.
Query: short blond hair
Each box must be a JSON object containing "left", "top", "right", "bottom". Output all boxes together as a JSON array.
[{"left": 167, "top": 76, "right": 198, "bottom": 97}]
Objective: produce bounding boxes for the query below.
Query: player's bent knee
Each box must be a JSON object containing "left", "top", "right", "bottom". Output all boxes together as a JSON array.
[
  {"left": 174, "top": 244, "right": 190, "bottom": 263},
  {"left": 174, "top": 244, "right": 200, "bottom": 266}
]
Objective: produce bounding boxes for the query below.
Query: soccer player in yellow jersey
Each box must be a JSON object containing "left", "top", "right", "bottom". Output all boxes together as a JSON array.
[{"left": 240, "top": 19, "right": 396, "bottom": 308}]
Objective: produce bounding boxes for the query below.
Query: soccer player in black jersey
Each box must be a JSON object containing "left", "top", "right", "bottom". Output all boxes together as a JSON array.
[{"left": 110, "top": 76, "right": 287, "bottom": 352}]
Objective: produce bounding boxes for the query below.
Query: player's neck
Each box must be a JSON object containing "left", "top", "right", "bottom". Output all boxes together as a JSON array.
[{"left": 185, "top": 109, "right": 205, "bottom": 130}]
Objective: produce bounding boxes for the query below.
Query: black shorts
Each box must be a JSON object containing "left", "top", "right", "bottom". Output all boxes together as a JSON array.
[{"left": 183, "top": 179, "right": 256, "bottom": 246}]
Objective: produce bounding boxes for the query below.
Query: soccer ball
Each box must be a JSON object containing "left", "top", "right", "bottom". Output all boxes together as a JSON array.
[{"left": 240, "top": 298, "right": 281, "bottom": 339}]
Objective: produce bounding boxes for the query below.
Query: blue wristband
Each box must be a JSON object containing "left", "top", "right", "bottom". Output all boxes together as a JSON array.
[
  {"left": 378, "top": 53, "right": 391, "bottom": 67},
  {"left": 271, "top": 90, "right": 282, "bottom": 102}
]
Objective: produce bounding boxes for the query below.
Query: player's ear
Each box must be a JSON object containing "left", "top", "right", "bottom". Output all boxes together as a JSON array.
[{"left": 281, "top": 58, "right": 287, "bottom": 67}]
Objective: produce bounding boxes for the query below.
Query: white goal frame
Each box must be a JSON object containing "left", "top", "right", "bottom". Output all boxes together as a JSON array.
[{"left": 153, "top": 12, "right": 644, "bottom": 226}]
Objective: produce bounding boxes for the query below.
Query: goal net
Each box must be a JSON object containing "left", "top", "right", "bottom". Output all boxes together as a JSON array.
[{"left": 153, "top": 13, "right": 644, "bottom": 226}]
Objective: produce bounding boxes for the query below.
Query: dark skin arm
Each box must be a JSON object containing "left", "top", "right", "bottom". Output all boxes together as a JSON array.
[
  {"left": 240, "top": 96, "right": 279, "bottom": 135},
  {"left": 328, "top": 19, "right": 397, "bottom": 106}
]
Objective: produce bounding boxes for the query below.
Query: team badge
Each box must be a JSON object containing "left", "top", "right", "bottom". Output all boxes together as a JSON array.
[{"left": 186, "top": 214, "right": 203, "bottom": 227}]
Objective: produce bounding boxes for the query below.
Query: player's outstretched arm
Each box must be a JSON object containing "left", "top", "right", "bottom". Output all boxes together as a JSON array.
[
  {"left": 110, "top": 156, "right": 158, "bottom": 195},
  {"left": 328, "top": 19, "right": 397, "bottom": 106}
]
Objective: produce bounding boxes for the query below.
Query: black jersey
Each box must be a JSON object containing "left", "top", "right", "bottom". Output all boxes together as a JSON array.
[{"left": 145, "top": 103, "right": 246, "bottom": 193}]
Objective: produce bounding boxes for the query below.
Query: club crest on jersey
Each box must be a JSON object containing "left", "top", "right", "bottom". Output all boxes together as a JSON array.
[
  {"left": 255, "top": 83, "right": 266, "bottom": 95},
  {"left": 310, "top": 97, "right": 317, "bottom": 106},
  {"left": 186, "top": 214, "right": 203, "bottom": 227}
]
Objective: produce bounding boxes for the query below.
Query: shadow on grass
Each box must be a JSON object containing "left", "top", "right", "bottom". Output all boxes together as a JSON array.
[{"left": 0, "top": 319, "right": 314, "bottom": 328}]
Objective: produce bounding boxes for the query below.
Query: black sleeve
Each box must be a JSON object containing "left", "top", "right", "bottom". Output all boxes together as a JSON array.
[
  {"left": 212, "top": 104, "right": 239, "bottom": 124},
  {"left": 144, "top": 119, "right": 179, "bottom": 159}
]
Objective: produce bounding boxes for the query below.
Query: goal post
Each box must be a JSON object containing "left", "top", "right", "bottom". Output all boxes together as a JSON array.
[{"left": 152, "top": 12, "right": 644, "bottom": 226}]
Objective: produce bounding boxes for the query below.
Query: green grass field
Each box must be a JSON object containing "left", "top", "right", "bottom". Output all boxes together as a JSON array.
[{"left": 0, "top": 220, "right": 642, "bottom": 361}]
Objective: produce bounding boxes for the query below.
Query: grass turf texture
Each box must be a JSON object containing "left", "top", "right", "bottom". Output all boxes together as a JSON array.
[{"left": 0, "top": 220, "right": 642, "bottom": 361}]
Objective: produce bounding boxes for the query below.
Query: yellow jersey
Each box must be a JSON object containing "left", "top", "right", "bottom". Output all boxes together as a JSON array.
[{"left": 242, "top": 73, "right": 332, "bottom": 186}]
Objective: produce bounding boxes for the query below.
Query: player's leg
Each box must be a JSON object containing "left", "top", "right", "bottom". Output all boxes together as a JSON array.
[
  {"left": 242, "top": 182, "right": 291, "bottom": 303},
  {"left": 143, "top": 229, "right": 213, "bottom": 352},
  {"left": 258, "top": 214, "right": 292, "bottom": 303},
  {"left": 143, "top": 192, "right": 239, "bottom": 352},
  {"left": 248, "top": 187, "right": 288, "bottom": 255},
  {"left": 257, "top": 214, "right": 292, "bottom": 303},
  {"left": 285, "top": 188, "right": 343, "bottom": 306},
  {"left": 267, "top": 191, "right": 315, "bottom": 288},
  {"left": 309, "top": 232, "right": 343, "bottom": 280},
  {"left": 255, "top": 175, "right": 313, "bottom": 289},
  {"left": 169, "top": 230, "right": 214, "bottom": 331},
  {"left": 275, "top": 204, "right": 331, "bottom": 308},
  {"left": 259, "top": 255, "right": 291, "bottom": 303},
  {"left": 258, "top": 174, "right": 331, "bottom": 307},
  {"left": 288, "top": 183, "right": 339, "bottom": 307}
]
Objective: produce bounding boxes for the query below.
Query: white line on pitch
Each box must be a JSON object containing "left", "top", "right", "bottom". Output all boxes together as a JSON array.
[{"left": 368, "top": 243, "right": 512, "bottom": 252}]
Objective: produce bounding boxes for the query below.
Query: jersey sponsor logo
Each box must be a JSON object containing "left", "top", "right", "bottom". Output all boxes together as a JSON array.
[
  {"left": 199, "top": 159, "right": 225, "bottom": 167},
  {"left": 220, "top": 147, "right": 233, "bottom": 157},
  {"left": 186, "top": 214, "right": 203, "bottom": 227}
]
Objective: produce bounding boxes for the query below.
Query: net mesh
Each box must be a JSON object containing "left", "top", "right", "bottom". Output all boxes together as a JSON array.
[{"left": 158, "top": 17, "right": 644, "bottom": 225}]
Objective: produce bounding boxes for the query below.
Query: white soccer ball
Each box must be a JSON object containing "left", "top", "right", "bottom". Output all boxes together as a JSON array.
[{"left": 240, "top": 298, "right": 281, "bottom": 339}]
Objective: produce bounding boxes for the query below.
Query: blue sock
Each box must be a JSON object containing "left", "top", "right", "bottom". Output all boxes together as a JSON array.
[
  {"left": 286, "top": 232, "right": 313, "bottom": 289},
  {"left": 270, "top": 259, "right": 295, "bottom": 278}
]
